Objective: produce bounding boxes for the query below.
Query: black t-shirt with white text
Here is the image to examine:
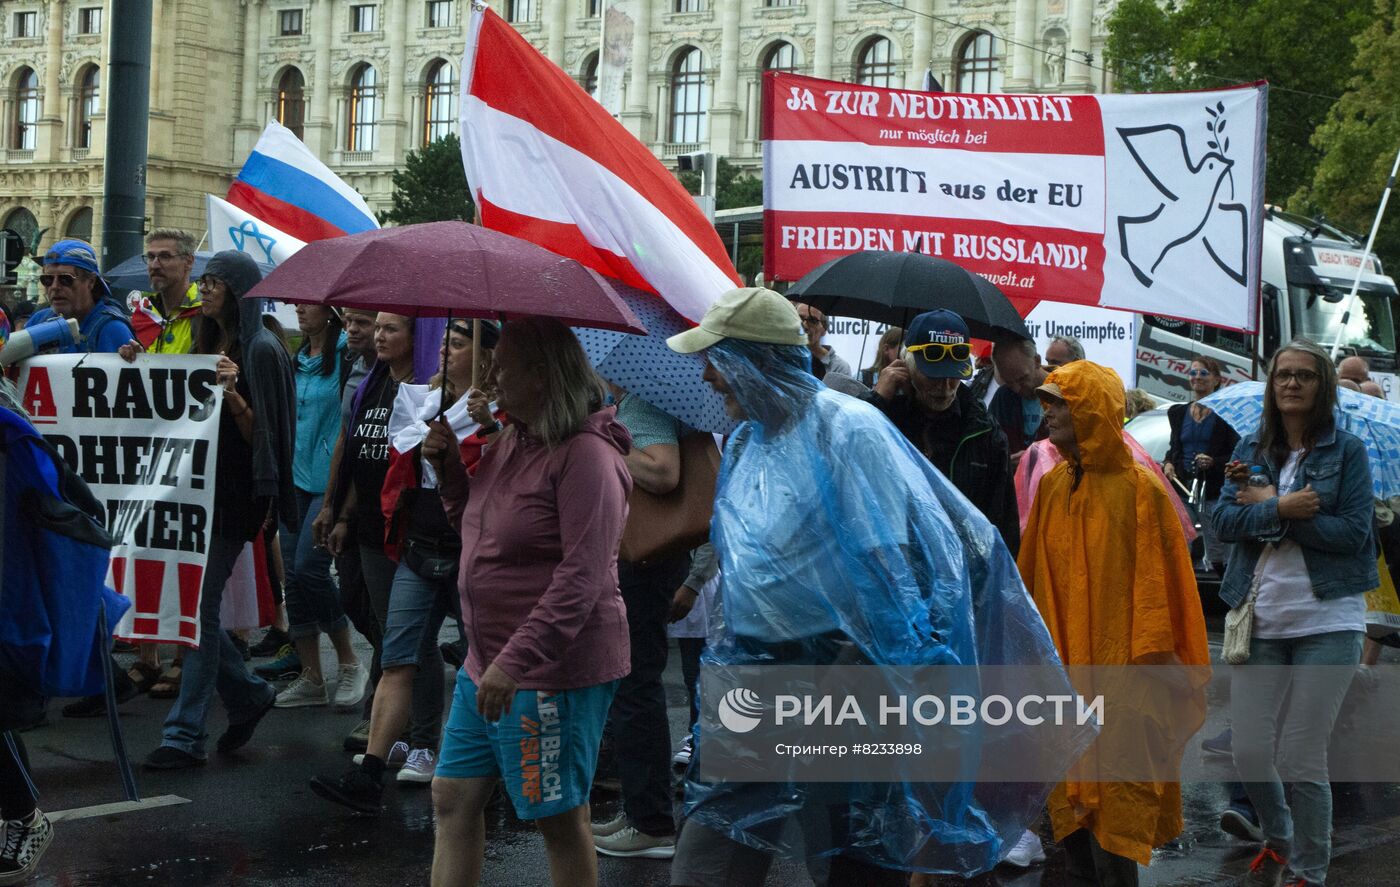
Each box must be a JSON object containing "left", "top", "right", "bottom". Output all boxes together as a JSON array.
[{"left": 350, "top": 371, "right": 398, "bottom": 547}]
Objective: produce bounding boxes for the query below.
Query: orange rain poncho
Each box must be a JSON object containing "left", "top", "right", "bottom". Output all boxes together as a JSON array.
[{"left": 1017, "top": 361, "right": 1210, "bottom": 865}]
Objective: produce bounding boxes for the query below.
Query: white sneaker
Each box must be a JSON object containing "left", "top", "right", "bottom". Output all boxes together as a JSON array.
[
  {"left": 353, "top": 740, "right": 409, "bottom": 770},
  {"left": 594, "top": 825, "right": 676, "bottom": 859},
  {"left": 0, "top": 809, "right": 54, "bottom": 884},
  {"left": 398, "top": 748, "right": 437, "bottom": 784},
  {"left": 274, "top": 669, "right": 328, "bottom": 708},
  {"left": 1002, "top": 829, "right": 1047, "bottom": 868},
  {"left": 333, "top": 661, "right": 370, "bottom": 709},
  {"left": 590, "top": 813, "right": 628, "bottom": 838},
  {"left": 672, "top": 734, "right": 693, "bottom": 767}
]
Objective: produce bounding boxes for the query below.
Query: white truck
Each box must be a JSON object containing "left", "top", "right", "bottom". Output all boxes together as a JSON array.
[{"left": 1135, "top": 208, "right": 1399, "bottom": 400}]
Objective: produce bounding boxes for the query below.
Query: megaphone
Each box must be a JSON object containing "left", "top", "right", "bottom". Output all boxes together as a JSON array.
[{"left": 0, "top": 317, "right": 81, "bottom": 366}]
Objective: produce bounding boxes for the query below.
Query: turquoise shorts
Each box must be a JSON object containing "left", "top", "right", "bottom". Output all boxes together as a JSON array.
[{"left": 437, "top": 669, "right": 619, "bottom": 821}]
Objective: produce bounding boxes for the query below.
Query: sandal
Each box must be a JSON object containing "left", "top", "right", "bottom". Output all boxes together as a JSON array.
[
  {"left": 126, "top": 661, "right": 163, "bottom": 694},
  {"left": 148, "top": 665, "right": 183, "bottom": 699}
]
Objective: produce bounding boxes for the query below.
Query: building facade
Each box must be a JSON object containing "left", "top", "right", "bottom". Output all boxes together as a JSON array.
[{"left": 0, "top": 0, "right": 1114, "bottom": 257}]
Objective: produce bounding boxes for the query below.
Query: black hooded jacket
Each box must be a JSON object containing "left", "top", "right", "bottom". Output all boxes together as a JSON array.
[
  {"left": 865, "top": 381, "right": 1020, "bottom": 555},
  {"left": 203, "top": 251, "right": 297, "bottom": 529}
]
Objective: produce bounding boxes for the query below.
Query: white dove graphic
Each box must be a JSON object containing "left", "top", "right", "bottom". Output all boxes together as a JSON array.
[{"left": 1116, "top": 122, "right": 1248, "bottom": 287}]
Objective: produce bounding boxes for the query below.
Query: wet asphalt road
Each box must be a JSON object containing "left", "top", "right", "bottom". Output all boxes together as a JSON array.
[{"left": 18, "top": 620, "right": 1400, "bottom": 886}]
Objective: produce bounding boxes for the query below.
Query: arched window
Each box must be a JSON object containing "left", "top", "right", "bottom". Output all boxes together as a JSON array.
[
  {"left": 277, "top": 68, "right": 306, "bottom": 139},
  {"left": 423, "top": 60, "right": 457, "bottom": 144},
  {"left": 764, "top": 41, "right": 796, "bottom": 74},
  {"left": 580, "top": 51, "right": 599, "bottom": 96},
  {"left": 670, "top": 47, "right": 708, "bottom": 144},
  {"left": 2, "top": 208, "right": 38, "bottom": 245},
  {"left": 855, "top": 37, "right": 895, "bottom": 88},
  {"left": 77, "top": 65, "right": 100, "bottom": 149},
  {"left": 14, "top": 68, "right": 39, "bottom": 150},
  {"left": 347, "top": 64, "right": 379, "bottom": 152},
  {"left": 66, "top": 206, "right": 93, "bottom": 241},
  {"left": 759, "top": 42, "right": 796, "bottom": 124},
  {"left": 957, "top": 31, "right": 1002, "bottom": 93}
]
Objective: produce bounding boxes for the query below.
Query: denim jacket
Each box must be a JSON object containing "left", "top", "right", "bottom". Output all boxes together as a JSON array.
[{"left": 1212, "top": 424, "right": 1377, "bottom": 608}]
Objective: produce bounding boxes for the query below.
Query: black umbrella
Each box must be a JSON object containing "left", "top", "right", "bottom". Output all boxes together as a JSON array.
[{"left": 785, "top": 251, "right": 1030, "bottom": 341}]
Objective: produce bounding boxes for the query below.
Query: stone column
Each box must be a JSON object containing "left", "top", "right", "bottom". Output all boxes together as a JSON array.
[
  {"left": 709, "top": 0, "right": 741, "bottom": 156},
  {"left": 813, "top": 0, "right": 835, "bottom": 78},
  {"left": 1006, "top": 0, "right": 1037, "bottom": 89},
  {"left": 1067, "top": 0, "right": 1093, "bottom": 89},
  {"left": 907, "top": 0, "right": 935, "bottom": 89},
  {"left": 308, "top": 0, "right": 335, "bottom": 156},
  {"left": 39, "top": 0, "right": 65, "bottom": 161},
  {"left": 234, "top": 0, "right": 262, "bottom": 157},
  {"left": 620, "top": 0, "right": 652, "bottom": 143},
  {"left": 383, "top": 0, "right": 409, "bottom": 159},
  {"left": 548, "top": 0, "right": 568, "bottom": 65}
]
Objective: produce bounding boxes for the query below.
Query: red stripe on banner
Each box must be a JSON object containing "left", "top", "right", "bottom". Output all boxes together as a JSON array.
[
  {"left": 226, "top": 181, "right": 348, "bottom": 243},
  {"left": 764, "top": 72, "right": 1105, "bottom": 156},
  {"left": 133, "top": 558, "right": 166, "bottom": 637},
  {"left": 766, "top": 209, "right": 1105, "bottom": 304},
  {"left": 468, "top": 12, "right": 738, "bottom": 285},
  {"left": 133, "top": 558, "right": 163, "bottom": 616},
  {"left": 178, "top": 563, "right": 203, "bottom": 640},
  {"left": 251, "top": 532, "right": 275, "bottom": 627},
  {"left": 478, "top": 197, "right": 658, "bottom": 296},
  {"left": 110, "top": 556, "right": 127, "bottom": 597}
]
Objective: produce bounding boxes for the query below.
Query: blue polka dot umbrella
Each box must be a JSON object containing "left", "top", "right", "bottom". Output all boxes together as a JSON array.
[
  {"left": 574, "top": 284, "right": 737, "bottom": 435},
  {"left": 1200, "top": 380, "right": 1400, "bottom": 499}
]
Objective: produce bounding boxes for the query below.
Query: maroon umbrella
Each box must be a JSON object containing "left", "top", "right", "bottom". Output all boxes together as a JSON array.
[{"left": 245, "top": 220, "right": 646, "bottom": 334}]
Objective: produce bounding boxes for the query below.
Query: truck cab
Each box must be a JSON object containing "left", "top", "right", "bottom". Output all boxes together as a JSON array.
[{"left": 1136, "top": 208, "right": 1398, "bottom": 401}]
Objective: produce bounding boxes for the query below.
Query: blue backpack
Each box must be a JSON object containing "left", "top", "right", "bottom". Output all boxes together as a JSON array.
[{"left": 0, "top": 405, "right": 128, "bottom": 698}]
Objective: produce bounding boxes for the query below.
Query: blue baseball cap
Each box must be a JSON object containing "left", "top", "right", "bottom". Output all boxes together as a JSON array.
[
  {"left": 43, "top": 238, "right": 113, "bottom": 301},
  {"left": 903, "top": 309, "right": 973, "bottom": 379}
]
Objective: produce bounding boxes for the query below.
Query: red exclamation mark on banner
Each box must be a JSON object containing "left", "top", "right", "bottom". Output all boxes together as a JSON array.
[
  {"left": 111, "top": 556, "right": 143, "bottom": 634},
  {"left": 177, "top": 563, "right": 204, "bottom": 642},
  {"left": 133, "top": 559, "right": 166, "bottom": 638}
]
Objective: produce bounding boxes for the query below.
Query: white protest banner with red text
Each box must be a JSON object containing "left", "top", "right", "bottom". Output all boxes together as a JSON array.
[
  {"left": 763, "top": 73, "right": 1266, "bottom": 332},
  {"left": 17, "top": 355, "right": 223, "bottom": 646}
]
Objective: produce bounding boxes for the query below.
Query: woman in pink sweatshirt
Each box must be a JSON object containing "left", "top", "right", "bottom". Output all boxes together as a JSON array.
[{"left": 422, "top": 316, "right": 632, "bottom": 887}]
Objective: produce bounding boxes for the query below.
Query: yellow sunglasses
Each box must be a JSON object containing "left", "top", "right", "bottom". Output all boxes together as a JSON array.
[{"left": 906, "top": 341, "right": 972, "bottom": 362}]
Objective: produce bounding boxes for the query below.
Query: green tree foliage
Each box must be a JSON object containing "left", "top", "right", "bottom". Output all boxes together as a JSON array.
[
  {"left": 676, "top": 158, "right": 764, "bottom": 281},
  {"left": 1105, "top": 0, "right": 1372, "bottom": 204},
  {"left": 1294, "top": 0, "right": 1400, "bottom": 262},
  {"left": 378, "top": 134, "right": 475, "bottom": 226},
  {"left": 675, "top": 157, "right": 763, "bottom": 209}
]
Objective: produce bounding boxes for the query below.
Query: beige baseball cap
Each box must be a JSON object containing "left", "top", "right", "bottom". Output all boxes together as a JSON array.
[{"left": 666, "top": 287, "right": 808, "bottom": 353}]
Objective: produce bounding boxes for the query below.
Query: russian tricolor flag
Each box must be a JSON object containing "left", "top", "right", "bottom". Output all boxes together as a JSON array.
[{"left": 227, "top": 121, "right": 379, "bottom": 243}]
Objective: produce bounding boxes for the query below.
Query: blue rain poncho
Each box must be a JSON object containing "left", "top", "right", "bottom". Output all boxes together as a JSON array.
[{"left": 683, "top": 339, "right": 1093, "bottom": 876}]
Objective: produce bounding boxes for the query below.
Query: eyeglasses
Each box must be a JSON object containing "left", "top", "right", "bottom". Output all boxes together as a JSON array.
[
  {"left": 144, "top": 251, "right": 187, "bottom": 264},
  {"left": 799, "top": 316, "right": 823, "bottom": 328},
  {"left": 1274, "top": 369, "right": 1321, "bottom": 386},
  {"left": 906, "top": 342, "right": 972, "bottom": 362},
  {"left": 196, "top": 276, "right": 225, "bottom": 290},
  {"left": 1187, "top": 369, "right": 1214, "bottom": 378},
  {"left": 39, "top": 273, "right": 78, "bottom": 288}
]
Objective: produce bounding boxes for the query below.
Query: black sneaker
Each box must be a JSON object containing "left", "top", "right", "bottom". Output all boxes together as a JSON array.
[
  {"left": 0, "top": 809, "right": 54, "bottom": 884},
  {"left": 440, "top": 640, "right": 466, "bottom": 669},
  {"left": 144, "top": 746, "right": 206, "bottom": 770},
  {"left": 309, "top": 768, "right": 384, "bottom": 815},
  {"left": 62, "top": 678, "right": 139, "bottom": 718},
  {"left": 249, "top": 627, "right": 292, "bottom": 658},
  {"left": 229, "top": 632, "right": 252, "bottom": 662},
  {"left": 217, "top": 691, "right": 276, "bottom": 754}
]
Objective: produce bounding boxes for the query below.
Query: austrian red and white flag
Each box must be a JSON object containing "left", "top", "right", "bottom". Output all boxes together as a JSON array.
[
  {"left": 764, "top": 73, "right": 1267, "bottom": 331},
  {"left": 459, "top": 7, "right": 739, "bottom": 322}
]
